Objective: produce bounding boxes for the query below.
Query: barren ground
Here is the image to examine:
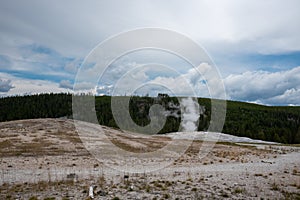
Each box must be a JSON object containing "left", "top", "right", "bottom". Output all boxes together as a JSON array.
[{"left": 0, "top": 119, "right": 299, "bottom": 199}]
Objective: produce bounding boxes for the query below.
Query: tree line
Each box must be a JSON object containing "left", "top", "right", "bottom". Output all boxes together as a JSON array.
[{"left": 0, "top": 93, "right": 299, "bottom": 144}]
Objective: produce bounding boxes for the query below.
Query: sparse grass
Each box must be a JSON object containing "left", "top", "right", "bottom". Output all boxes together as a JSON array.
[
  {"left": 0, "top": 139, "right": 13, "bottom": 148},
  {"left": 44, "top": 197, "right": 55, "bottom": 200},
  {"left": 109, "top": 134, "right": 170, "bottom": 153},
  {"left": 271, "top": 182, "right": 279, "bottom": 191},
  {"left": 233, "top": 187, "right": 245, "bottom": 194},
  {"left": 98, "top": 174, "right": 106, "bottom": 188},
  {"left": 0, "top": 119, "right": 299, "bottom": 199},
  {"left": 186, "top": 178, "right": 193, "bottom": 182}
]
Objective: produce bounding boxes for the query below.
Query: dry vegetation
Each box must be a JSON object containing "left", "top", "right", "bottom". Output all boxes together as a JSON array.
[{"left": 0, "top": 119, "right": 299, "bottom": 199}]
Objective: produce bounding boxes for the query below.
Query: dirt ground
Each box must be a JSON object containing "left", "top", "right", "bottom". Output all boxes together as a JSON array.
[{"left": 0, "top": 118, "right": 299, "bottom": 199}]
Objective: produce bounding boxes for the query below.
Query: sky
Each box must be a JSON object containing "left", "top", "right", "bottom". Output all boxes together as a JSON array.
[{"left": 0, "top": 0, "right": 300, "bottom": 105}]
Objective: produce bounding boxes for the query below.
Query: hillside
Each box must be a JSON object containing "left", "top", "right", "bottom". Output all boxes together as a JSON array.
[{"left": 0, "top": 93, "right": 299, "bottom": 144}]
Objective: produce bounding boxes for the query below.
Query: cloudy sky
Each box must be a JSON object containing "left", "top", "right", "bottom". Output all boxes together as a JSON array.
[{"left": 0, "top": 0, "right": 299, "bottom": 105}]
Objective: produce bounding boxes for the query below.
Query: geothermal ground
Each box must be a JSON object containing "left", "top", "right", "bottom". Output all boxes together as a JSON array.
[{"left": 0, "top": 119, "right": 299, "bottom": 199}]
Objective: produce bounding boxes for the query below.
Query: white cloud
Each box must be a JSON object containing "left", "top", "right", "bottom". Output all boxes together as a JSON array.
[
  {"left": 0, "top": 72, "right": 69, "bottom": 96},
  {"left": 73, "top": 81, "right": 95, "bottom": 91},
  {"left": 149, "top": 63, "right": 225, "bottom": 98},
  {"left": 6, "top": 79, "right": 68, "bottom": 96},
  {"left": 224, "top": 66, "right": 300, "bottom": 105}
]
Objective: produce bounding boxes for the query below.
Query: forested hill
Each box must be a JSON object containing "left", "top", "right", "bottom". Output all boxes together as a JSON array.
[{"left": 0, "top": 93, "right": 299, "bottom": 144}]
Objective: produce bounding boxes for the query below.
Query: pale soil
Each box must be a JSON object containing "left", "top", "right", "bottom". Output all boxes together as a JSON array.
[{"left": 0, "top": 118, "right": 299, "bottom": 200}]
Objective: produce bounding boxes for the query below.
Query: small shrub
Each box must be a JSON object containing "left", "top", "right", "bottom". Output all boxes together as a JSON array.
[
  {"left": 292, "top": 169, "right": 298, "bottom": 175},
  {"left": 221, "top": 191, "right": 229, "bottom": 198},
  {"left": 146, "top": 185, "right": 150, "bottom": 192},
  {"left": 154, "top": 182, "right": 163, "bottom": 188},
  {"left": 186, "top": 178, "right": 192, "bottom": 182},
  {"left": 6, "top": 195, "right": 12, "bottom": 199},
  {"left": 163, "top": 193, "right": 170, "bottom": 199},
  {"left": 254, "top": 173, "right": 263, "bottom": 177},
  {"left": 271, "top": 182, "right": 279, "bottom": 191}
]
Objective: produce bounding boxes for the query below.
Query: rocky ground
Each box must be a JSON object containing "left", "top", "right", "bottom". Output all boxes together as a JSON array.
[{"left": 0, "top": 118, "right": 299, "bottom": 199}]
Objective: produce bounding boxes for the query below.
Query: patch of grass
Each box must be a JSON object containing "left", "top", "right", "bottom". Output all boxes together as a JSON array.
[
  {"left": 0, "top": 139, "right": 13, "bottom": 148},
  {"left": 233, "top": 187, "right": 245, "bottom": 194},
  {"left": 44, "top": 197, "right": 55, "bottom": 200}
]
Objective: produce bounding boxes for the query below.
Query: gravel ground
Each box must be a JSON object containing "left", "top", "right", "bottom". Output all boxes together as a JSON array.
[{"left": 0, "top": 119, "right": 299, "bottom": 199}]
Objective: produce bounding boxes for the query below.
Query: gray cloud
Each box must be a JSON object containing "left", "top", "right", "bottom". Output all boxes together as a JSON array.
[
  {"left": 0, "top": 54, "right": 12, "bottom": 68},
  {"left": 0, "top": 0, "right": 299, "bottom": 58},
  {"left": 266, "top": 88, "right": 300, "bottom": 106},
  {"left": 0, "top": 79, "right": 14, "bottom": 92},
  {"left": 64, "top": 58, "right": 81, "bottom": 73},
  {"left": 59, "top": 80, "right": 73, "bottom": 90}
]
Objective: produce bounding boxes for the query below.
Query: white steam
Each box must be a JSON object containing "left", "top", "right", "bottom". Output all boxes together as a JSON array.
[{"left": 180, "top": 97, "right": 201, "bottom": 131}]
